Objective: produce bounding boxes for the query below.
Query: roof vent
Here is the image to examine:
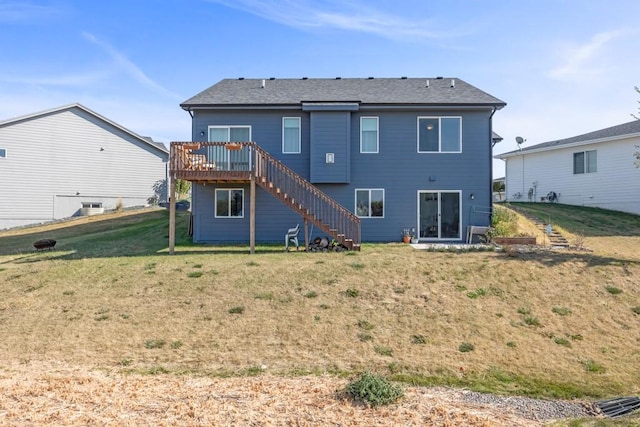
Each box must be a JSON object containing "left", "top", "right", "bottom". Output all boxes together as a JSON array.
[
  {"left": 367, "top": 76, "right": 374, "bottom": 79},
  {"left": 269, "top": 77, "right": 275, "bottom": 80},
  {"left": 302, "top": 77, "right": 308, "bottom": 80},
  {"left": 238, "top": 77, "right": 244, "bottom": 80},
  {"left": 436, "top": 76, "right": 443, "bottom": 79},
  {"left": 401, "top": 76, "right": 407, "bottom": 79},
  {"left": 335, "top": 77, "right": 341, "bottom": 79},
  {"left": 425, "top": 80, "right": 430, "bottom": 88},
  {"left": 261, "top": 79, "right": 266, "bottom": 88},
  {"left": 451, "top": 79, "right": 455, "bottom": 88}
]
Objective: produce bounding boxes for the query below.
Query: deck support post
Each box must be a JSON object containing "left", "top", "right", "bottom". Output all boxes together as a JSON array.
[
  {"left": 304, "top": 218, "right": 309, "bottom": 251},
  {"left": 169, "top": 175, "right": 176, "bottom": 254},
  {"left": 250, "top": 175, "right": 256, "bottom": 254}
]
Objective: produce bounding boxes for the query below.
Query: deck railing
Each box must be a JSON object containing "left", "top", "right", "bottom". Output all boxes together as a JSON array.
[{"left": 170, "top": 141, "right": 361, "bottom": 249}]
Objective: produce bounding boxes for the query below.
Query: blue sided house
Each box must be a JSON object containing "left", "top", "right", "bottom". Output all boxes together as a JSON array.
[{"left": 168, "top": 77, "right": 506, "bottom": 252}]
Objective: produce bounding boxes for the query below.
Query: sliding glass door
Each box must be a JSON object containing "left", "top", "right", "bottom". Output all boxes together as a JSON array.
[{"left": 418, "top": 191, "right": 461, "bottom": 239}]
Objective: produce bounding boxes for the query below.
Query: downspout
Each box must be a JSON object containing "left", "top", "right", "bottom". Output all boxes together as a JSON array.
[{"left": 488, "top": 107, "right": 497, "bottom": 224}]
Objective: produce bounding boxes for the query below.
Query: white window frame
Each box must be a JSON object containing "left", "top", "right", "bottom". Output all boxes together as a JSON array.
[
  {"left": 355, "top": 188, "right": 385, "bottom": 218},
  {"left": 360, "top": 116, "right": 379, "bottom": 153},
  {"left": 417, "top": 116, "right": 462, "bottom": 153},
  {"left": 0, "top": 148, "right": 6, "bottom": 158},
  {"left": 208, "top": 125, "right": 252, "bottom": 142},
  {"left": 573, "top": 150, "right": 597, "bottom": 174},
  {"left": 214, "top": 188, "right": 244, "bottom": 218},
  {"left": 282, "top": 117, "right": 301, "bottom": 154}
]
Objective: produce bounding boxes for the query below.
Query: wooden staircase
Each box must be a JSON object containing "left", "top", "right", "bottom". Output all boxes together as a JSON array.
[{"left": 252, "top": 145, "right": 360, "bottom": 250}]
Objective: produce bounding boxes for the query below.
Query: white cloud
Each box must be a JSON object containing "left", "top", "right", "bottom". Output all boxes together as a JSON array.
[
  {"left": 207, "top": 0, "right": 466, "bottom": 40},
  {"left": 81, "top": 32, "right": 182, "bottom": 100},
  {"left": 548, "top": 30, "right": 627, "bottom": 81},
  {"left": 0, "top": 1, "right": 64, "bottom": 22}
]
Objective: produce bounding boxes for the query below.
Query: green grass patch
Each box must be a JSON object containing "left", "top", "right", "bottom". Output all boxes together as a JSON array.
[
  {"left": 187, "top": 271, "right": 203, "bottom": 278},
  {"left": 605, "top": 285, "right": 622, "bottom": 295},
  {"left": 459, "top": 342, "right": 475, "bottom": 353},
  {"left": 228, "top": 306, "right": 245, "bottom": 314},
  {"left": 144, "top": 339, "right": 166, "bottom": 349},
  {"left": 343, "top": 372, "right": 404, "bottom": 407},
  {"left": 552, "top": 306, "right": 572, "bottom": 316},
  {"left": 345, "top": 288, "right": 359, "bottom": 298}
]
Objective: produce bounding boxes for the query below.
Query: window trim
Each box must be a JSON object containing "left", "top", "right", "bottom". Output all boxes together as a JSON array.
[
  {"left": 214, "top": 188, "right": 245, "bottom": 218},
  {"left": 417, "top": 116, "right": 462, "bottom": 153},
  {"left": 355, "top": 188, "right": 385, "bottom": 219},
  {"left": 573, "top": 150, "right": 597, "bottom": 174},
  {"left": 207, "top": 125, "right": 252, "bottom": 142},
  {"left": 282, "top": 117, "right": 301, "bottom": 154},
  {"left": 360, "top": 116, "right": 379, "bottom": 154}
]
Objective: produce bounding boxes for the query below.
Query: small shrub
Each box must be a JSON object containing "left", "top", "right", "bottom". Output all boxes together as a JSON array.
[
  {"left": 466, "top": 288, "right": 487, "bottom": 299},
  {"left": 605, "top": 285, "right": 622, "bottom": 295},
  {"left": 357, "top": 320, "right": 374, "bottom": 331},
  {"left": 187, "top": 271, "right": 203, "bottom": 278},
  {"left": 345, "top": 288, "right": 359, "bottom": 298},
  {"left": 171, "top": 341, "right": 183, "bottom": 349},
  {"left": 228, "top": 306, "right": 244, "bottom": 314},
  {"left": 517, "top": 307, "right": 531, "bottom": 315},
  {"left": 304, "top": 291, "right": 318, "bottom": 298},
  {"left": 374, "top": 345, "right": 393, "bottom": 356},
  {"left": 459, "top": 342, "right": 475, "bottom": 353},
  {"left": 552, "top": 306, "right": 572, "bottom": 316},
  {"left": 506, "top": 341, "right": 516, "bottom": 348},
  {"left": 632, "top": 306, "right": 640, "bottom": 315},
  {"left": 246, "top": 261, "right": 259, "bottom": 267},
  {"left": 554, "top": 337, "right": 571, "bottom": 347},
  {"left": 62, "top": 290, "right": 75, "bottom": 296},
  {"left": 523, "top": 316, "right": 540, "bottom": 327},
  {"left": 570, "top": 334, "right": 583, "bottom": 341},
  {"left": 343, "top": 372, "right": 403, "bottom": 407},
  {"left": 319, "top": 304, "right": 329, "bottom": 310},
  {"left": 411, "top": 335, "right": 427, "bottom": 344},
  {"left": 255, "top": 291, "right": 274, "bottom": 300},
  {"left": 192, "top": 263, "right": 203, "bottom": 268},
  {"left": 582, "top": 359, "right": 606, "bottom": 373},
  {"left": 144, "top": 339, "right": 166, "bottom": 349}
]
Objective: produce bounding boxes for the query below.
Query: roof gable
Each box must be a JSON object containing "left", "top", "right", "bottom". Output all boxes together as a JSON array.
[
  {"left": 0, "top": 103, "right": 168, "bottom": 154},
  {"left": 497, "top": 120, "right": 640, "bottom": 158},
  {"left": 181, "top": 77, "right": 506, "bottom": 109}
]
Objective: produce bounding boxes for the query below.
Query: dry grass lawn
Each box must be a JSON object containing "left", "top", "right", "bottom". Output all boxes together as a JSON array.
[{"left": 1, "top": 206, "right": 639, "bottom": 425}]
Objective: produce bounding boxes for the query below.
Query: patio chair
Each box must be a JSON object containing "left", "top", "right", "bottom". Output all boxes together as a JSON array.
[{"left": 285, "top": 224, "right": 300, "bottom": 251}]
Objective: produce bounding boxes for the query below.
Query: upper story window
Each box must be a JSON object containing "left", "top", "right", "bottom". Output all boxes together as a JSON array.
[
  {"left": 573, "top": 150, "right": 597, "bottom": 174},
  {"left": 215, "top": 189, "right": 244, "bottom": 218},
  {"left": 355, "top": 189, "right": 384, "bottom": 218},
  {"left": 282, "top": 117, "right": 301, "bottom": 153},
  {"left": 417, "top": 117, "right": 462, "bottom": 153},
  {"left": 360, "top": 117, "right": 379, "bottom": 153},
  {"left": 208, "top": 126, "right": 251, "bottom": 142},
  {"left": 0, "top": 148, "right": 6, "bottom": 158}
]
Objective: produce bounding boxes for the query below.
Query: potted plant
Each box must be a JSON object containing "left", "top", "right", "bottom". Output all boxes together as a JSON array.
[
  {"left": 402, "top": 228, "right": 412, "bottom": 243},
  {"left": 410, "top": 228, "right": 418, "bottom": 244}
]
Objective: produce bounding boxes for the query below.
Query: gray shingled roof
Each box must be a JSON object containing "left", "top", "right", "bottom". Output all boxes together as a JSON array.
[
  {"left": 181, "top": 77, "right": 506, "bottom": 108},
  {"left": 498, "top": 119, "right": 640, "bottom": 158}
]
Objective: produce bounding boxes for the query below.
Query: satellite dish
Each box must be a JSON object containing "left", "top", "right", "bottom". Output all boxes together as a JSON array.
[{"left": 515, "top": 136, "right": 526, "bottom": 151}]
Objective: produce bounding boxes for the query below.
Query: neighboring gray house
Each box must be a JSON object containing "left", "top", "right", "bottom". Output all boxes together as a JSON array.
[
  {"left": 170, "top": 77, "right": 505, "bottom": 249},
  {"left": 0, "top": 104, "right": 169, "bottom": 229},
  {"left": 496, "top": 120, "right": 640, "bottom": 215}
]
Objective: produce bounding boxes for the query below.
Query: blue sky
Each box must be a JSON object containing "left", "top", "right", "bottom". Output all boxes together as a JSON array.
[{"left": 1, "top": 0, "right": 639, "bottom": 178}]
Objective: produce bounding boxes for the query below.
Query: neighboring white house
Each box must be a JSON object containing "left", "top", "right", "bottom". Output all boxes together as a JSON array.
[
  {"left": 495, "top": 120, "right": 640, "bottom": 215},
  {"left": 0, "top": 103, "right": 169, "bottom": 229}
]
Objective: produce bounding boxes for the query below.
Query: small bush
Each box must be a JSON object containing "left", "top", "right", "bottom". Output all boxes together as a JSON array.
[
  {"left": 304, "top": 291, "right": 318, "bottom": 298},
  {"left": 374, "top": 345, "right": 393, "bottom": 356},
  {"left": 459, "top": 342, "right": 475, "bottom": 353},
  {"left": 411, "top": 335, "right": 427, "bottom": 344},
  {"left": 343, "top": 372, "right": 403, "bottom": 407},
  {"left": 492, "top": 205, "right": 518, "bottom": 236},
  {"left": 582, "top": 359, "right": 606, "bottom": 373},
  {"left": 171, "top": 341, "right": 183, "bottom": 349},
  {"left": 467, "top": 288, "right": 487, "bottom": 299},
  {"left": 144, "top": 339, "right": 166, "bottom": 349},
  {"left": 552, "top": 306, "right": 572, "bottom": 316},
  {"left": 345, "top": 288, "right": 359, "bottom": 298},
  {"left": 605, "top": 286, "right": 622, "bottom": 295},
  {"left": 517, "top": 307, "right": 531, "bottom": 315},
  {"left": 554, "top": 337, "right": 571, "bottom": 347},
  {"left": 357, "top": 333, "right": 373, "bottom": 342},
  {"left": 524, "top": 316, "right": 540, "bottom": 327},
  {"left": 228, "top": 306, "right": 245, "bottom": 314},
  {"left": 187, "top": 271, "right": 203, "bottom": 278},
  {"left": 357, "top": 320, "right": 374, "bottom": 331},
  {"left": 506, "top": 341, "right": 516, "bottom": 348},
  {"left": 632, "top": 306, "right": 640, "bottom": 315}
]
